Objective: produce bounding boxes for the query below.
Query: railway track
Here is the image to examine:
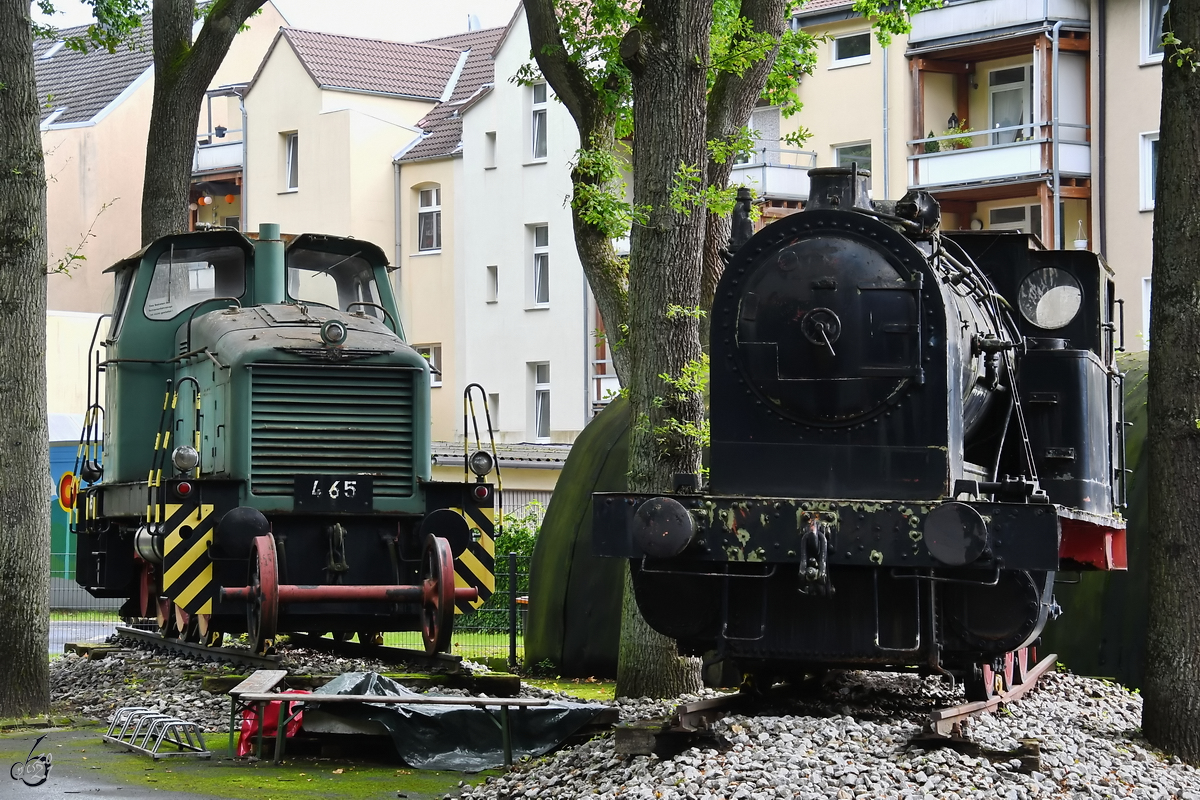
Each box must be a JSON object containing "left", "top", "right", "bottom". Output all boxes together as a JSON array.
[
  {"left": 112, "top": 626, "right": 281, "bottom": 670},
  {"left": 110, "top": 627, "right": 464, "bottom": 673},
  {"left": 616, "top": 654, "right": 1059, "bottom": 757}
]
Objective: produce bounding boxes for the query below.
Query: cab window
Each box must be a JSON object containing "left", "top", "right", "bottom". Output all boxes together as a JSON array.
[
  {"left": 286, "top": 248, "right": 383, "bottom": 320},
  {"left": 143, "top": 245, "right": 246, "bottom": 320}
]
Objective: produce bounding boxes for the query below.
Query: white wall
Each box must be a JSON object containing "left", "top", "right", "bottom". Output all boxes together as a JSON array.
[{"left": 458, "top": 9, "right": 590, "bottom": 443}]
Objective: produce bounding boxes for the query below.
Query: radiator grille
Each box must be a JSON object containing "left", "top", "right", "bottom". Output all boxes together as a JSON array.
[{"left": 249, "top": 363, "right": 416, "bottom": 497}]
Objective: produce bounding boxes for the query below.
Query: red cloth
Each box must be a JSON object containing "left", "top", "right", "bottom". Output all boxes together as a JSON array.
[{"left": 236, "top": 691, "right": 311, "bottom": 757}]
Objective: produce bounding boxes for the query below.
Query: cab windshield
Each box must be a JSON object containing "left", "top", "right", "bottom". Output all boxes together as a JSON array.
[
  {"left": 143, "top": 245, "right": 246, "bottom": 320},
  {"left": 286, "top": 248, "right": 384, "bottom": 321}
]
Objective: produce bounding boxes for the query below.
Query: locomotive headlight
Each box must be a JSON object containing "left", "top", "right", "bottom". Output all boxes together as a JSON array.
[
  {"left": 320, "top": 319, "right": 348, "bottom": 346},
  {"left": 171, "top": 445, "right": 200, "bottom": 472},
  {"left": 468, "top": 450, "right": 495, "bottom": 477},
  {"left": 1018, "top": 267, "right": 1082, "bottom": 330}
]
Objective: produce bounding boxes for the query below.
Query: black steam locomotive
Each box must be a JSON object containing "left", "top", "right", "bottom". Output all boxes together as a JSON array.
[{"left": 594, "top": 168, "right": 1127, "bottom": 699}]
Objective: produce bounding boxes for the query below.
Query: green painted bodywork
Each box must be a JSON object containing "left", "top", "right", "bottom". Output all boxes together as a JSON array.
[{"left": 101, "top": 226, "right": 430, "bottom": 515}]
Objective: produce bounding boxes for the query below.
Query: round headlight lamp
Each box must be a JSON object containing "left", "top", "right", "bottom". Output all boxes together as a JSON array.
[
  {"left": 1018, "top": 267, "right": 1083, "bottom": 330},
  {"left": 172, "top": 445, "right": 200, "bottom": 472},
  {"left": 320, "top": 320, "right": 348, "bottom": 345},
  {"left": 468, "top": 450, "right": 495, "bottom": 478}
]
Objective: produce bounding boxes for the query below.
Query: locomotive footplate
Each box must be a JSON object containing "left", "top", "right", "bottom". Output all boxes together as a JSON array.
[{"left": 593, "top": 493, "right": 1124, "bottom": 572}]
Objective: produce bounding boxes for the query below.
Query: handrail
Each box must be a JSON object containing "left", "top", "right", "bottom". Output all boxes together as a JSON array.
[{"left": 907, "top": 121, "right": 1088, "bottom": 147}]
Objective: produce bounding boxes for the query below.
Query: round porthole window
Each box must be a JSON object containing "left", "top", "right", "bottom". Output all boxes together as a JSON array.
[{"left": 1018, "top": 267, "right": 1082, "bottom": 330}]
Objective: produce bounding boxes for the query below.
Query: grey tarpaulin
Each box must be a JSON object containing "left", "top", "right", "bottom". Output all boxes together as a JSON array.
[{"left": 308, "top": 672, "right": 608, "bottom": 770}]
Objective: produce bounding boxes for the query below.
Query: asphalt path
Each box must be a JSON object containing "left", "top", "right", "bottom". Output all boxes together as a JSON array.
[{"left": 48, "top": 621, "right": 116, "bottom": 655}]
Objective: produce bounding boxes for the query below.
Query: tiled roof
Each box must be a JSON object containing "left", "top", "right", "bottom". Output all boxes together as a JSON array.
[
  {"left": 397, "top": 26, "right": 505, "bottom": 163},
  {"left": 431, "top": 441, "right": 572, "bottom": 468},
  {"left": 34, "top": 19, "right": 154, "bottom": 126},
  {"left": 282, "top": 28, "right": 464, "bottom": 100},
  {"left": 795, "top": 0, "right": 856, "bottom": 15}
]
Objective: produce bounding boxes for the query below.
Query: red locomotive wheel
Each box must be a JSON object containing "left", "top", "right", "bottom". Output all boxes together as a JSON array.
[
  {"left": 421, "top": 535, "right": 455, "bottom": 655},
  {"left": 1012, "top": 646, "right": 1031, "bottom": 686},
  {"left": 965, "top": 662, "right": 1001, "bottom": 702},
  {"left": 1002, "top": 651, "right": 1015, "bottom": 692},
  {"left": 246, "top": 534, "right": 279, "bottom": 655}
]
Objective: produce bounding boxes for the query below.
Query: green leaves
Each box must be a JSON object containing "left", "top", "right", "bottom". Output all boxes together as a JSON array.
[
  {"left": 33, "top": 0, "right": 148, "bottom": 53},
  {"left": 1163, "top": 30, "right": 1199, "bottom": 72},
  {"left": 571, "top": 143, "right": 645, "bottom": 239},
  {"left": 669, "top": 161, "right": 740, "bottom": 217},
  {"left": 851, "top": 0, "right": 945, "bottom": 47}
]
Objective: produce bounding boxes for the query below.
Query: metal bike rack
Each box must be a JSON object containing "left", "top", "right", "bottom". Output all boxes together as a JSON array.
[{"left": 103, "top": 707, "right": 211, "bottom": 759}]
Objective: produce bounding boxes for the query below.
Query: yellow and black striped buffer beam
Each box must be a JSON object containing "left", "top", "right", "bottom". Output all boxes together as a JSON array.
[
  {"left": 452, "top": 504, "right": 495, "bottom": 614},
  {"left": 161, "top": 503, "right": 216, "bottom": 615}
]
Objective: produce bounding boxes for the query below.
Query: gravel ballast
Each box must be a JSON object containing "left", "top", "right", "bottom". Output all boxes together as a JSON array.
[
  {"left": 50, "top": 648, "right": 1200, "bottom": 799},
  {"left": 461, "top": 673, "right": 1200, "bottom": 800}
]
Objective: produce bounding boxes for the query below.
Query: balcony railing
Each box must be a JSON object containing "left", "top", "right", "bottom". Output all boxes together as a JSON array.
[
  {"left": 731, "top": 148, "right": 817, "bottom": 201},
  {"left": 907, "top": 123, "right": 1088, "bottom": 189},
  {"left": 908, "top": 0, "right": 1089, "bottom": 47},
  {"left": 192, "top": 129, "right": 244, "bottom": 176}
]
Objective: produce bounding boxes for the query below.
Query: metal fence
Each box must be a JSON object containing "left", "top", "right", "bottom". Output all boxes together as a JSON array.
[{"left": 48, "top": 552, "right": 534, "bottom": 669}]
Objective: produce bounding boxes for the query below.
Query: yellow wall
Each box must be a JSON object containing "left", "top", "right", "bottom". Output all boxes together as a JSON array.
[
  {"left": 44, "top": 79, "right": 152, "bottom": 314},
  {"left": 46, "top": 312, "right": 109, "bottom": 417},
  {"left": 431, "top": 465, "right": 560, "bottom": 493},
  {"left": 791, "top": 20, "right": 911, "bottom": 199},
  {"left": 1099, "top": 0, "right": 1159, "bottom": 347},
  {"left": 399, "top": 158, "right": 459, "bottom": 442},
  {"left": 244, "top": 37, "right": 433, "bottom": 247}
]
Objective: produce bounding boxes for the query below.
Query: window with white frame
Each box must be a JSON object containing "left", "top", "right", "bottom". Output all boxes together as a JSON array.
[
  {"left": 1144, "top": 0, "right": 1170, "bottom": 63},
  {"left": 531, "top": 83, "right": 548, "bottom": 160},
  {"left": 1141, "top": 131, "right": 1159, "bottom": 210},
  {"left": 415, "top": 344, "right": 442, "bottom": 387},
  {"left": 834, "top": 142, "right": 872, "bottom": 188},
  {"left": 532, "top": 362, "right": 550, "bottom": 440},
  {"left": 988, "top": 65, "right": 1034, "bottom": 145},
  {"left": 532, "top": 225, "right": 550, "bottom": 306},
  {"left": 418, "top": 187, "right": 441, "bottom": 251},
  {"left": 832, "top": 32, "right": 870, "bottom": 67},
  {"left": 284, "top": 132, "right": 299, "bottom": 190}
]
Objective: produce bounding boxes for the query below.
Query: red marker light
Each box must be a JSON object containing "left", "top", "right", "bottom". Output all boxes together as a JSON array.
[
  {"left": 473, "top": 485, "right": 490, "bottom": 501},
  {"left": 176, "top": 482, "right": 193, "bottom": 497}
]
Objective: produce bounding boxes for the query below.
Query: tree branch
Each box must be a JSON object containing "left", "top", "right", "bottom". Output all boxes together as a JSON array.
[
  {"left": 523, "top": 0, "right": 604, "bottom": 131},
  {"left": 700, "top": 0, "right": 788, "bottom": 332}
]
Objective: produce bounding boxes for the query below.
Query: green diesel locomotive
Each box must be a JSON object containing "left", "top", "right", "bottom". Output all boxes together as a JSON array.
[{"left": 71, "top": 223, "right": 495, "bottom": 655}]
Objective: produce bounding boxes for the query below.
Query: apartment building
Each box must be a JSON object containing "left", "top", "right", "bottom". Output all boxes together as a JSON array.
[{"left": 771, "top": 0, "right": 1160, "bottom": 348}]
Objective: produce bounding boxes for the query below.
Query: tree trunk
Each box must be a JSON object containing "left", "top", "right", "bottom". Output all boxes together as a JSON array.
[
  {"left": 141, "top": 0, "right": 266, "bottom": 245},
  {"left": 1142, "top": 0, "right": 1200, "bottom": 763},
  {"left": 614, "top": 0, "right": 714, "bottom": 699},
  {"left": 0, "top": 0, "right": 51, "bottom": 717}
]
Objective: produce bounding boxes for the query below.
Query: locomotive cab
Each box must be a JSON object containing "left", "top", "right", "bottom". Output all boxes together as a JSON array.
[{"left": 73, "top": 224, "right": 495, "bottom": 654}]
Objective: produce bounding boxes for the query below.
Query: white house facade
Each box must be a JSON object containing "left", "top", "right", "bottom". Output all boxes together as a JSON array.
[{"left": 457, "top": 8, "right": 598, "bottom": 444}]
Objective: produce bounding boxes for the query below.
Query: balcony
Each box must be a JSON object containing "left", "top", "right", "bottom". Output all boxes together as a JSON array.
[
  {"left": 908, "top": 124, "right": 1089, "bottom": 190},
  {"left": 731, "top": 148, "right": 816, "bottom": 201},
  {"left": 193, "top": 138, "right": 243, "bottom": 175},
  {"left": 909, "top": 0, "right": 1089, "bottom": 50}
]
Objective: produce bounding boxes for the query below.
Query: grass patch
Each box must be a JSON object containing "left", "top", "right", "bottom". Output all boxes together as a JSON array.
[
  {"left": 383, "top": 630, "right": 524, "bottom": 661},
  {"left": 523, "top": 677, "right": 615, "bottom": 702},
  {"left": 50, "top": 611, "right": 121, "bottom": 623},
  {"left": 0, "top": 727, "right": 497, "bottom": 799}
]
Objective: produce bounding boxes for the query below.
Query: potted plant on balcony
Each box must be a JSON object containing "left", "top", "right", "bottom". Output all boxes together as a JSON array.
[{"left": 944, "top": 122, "right": 974, "bottom": 150}]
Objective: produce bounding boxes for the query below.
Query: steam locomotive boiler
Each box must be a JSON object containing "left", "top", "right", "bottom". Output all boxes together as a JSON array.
[
  {"left": 71, "top": 223, "right": 497, "bottom": 655},
  {"left": 594, "top": 168, "right": 1127, "bottom": 699}
]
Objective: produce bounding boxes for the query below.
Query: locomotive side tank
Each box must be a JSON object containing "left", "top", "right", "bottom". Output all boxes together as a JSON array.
[
  {"left": 73, "top": 224, "right": 495, "bottom": 654},
  {"left": 593, "top": 168, "right": 1126, "bottom": 697}
]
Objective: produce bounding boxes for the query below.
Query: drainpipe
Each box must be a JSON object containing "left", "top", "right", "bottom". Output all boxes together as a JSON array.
[
  {"left": 239, "top": 91, "right": 248, "bottom": 230},
  {"left": 882, "top": 45, "right": 890, "bottom": 200},
  {"left": 1052, "top": 19, "right": 1064, "bottom": 249},
  {"left": 1097, "top": 0, "right": 1107, "bottom": 256},
  {"left": 393, "top": 160, "right": 403, "bottom": 306}
]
